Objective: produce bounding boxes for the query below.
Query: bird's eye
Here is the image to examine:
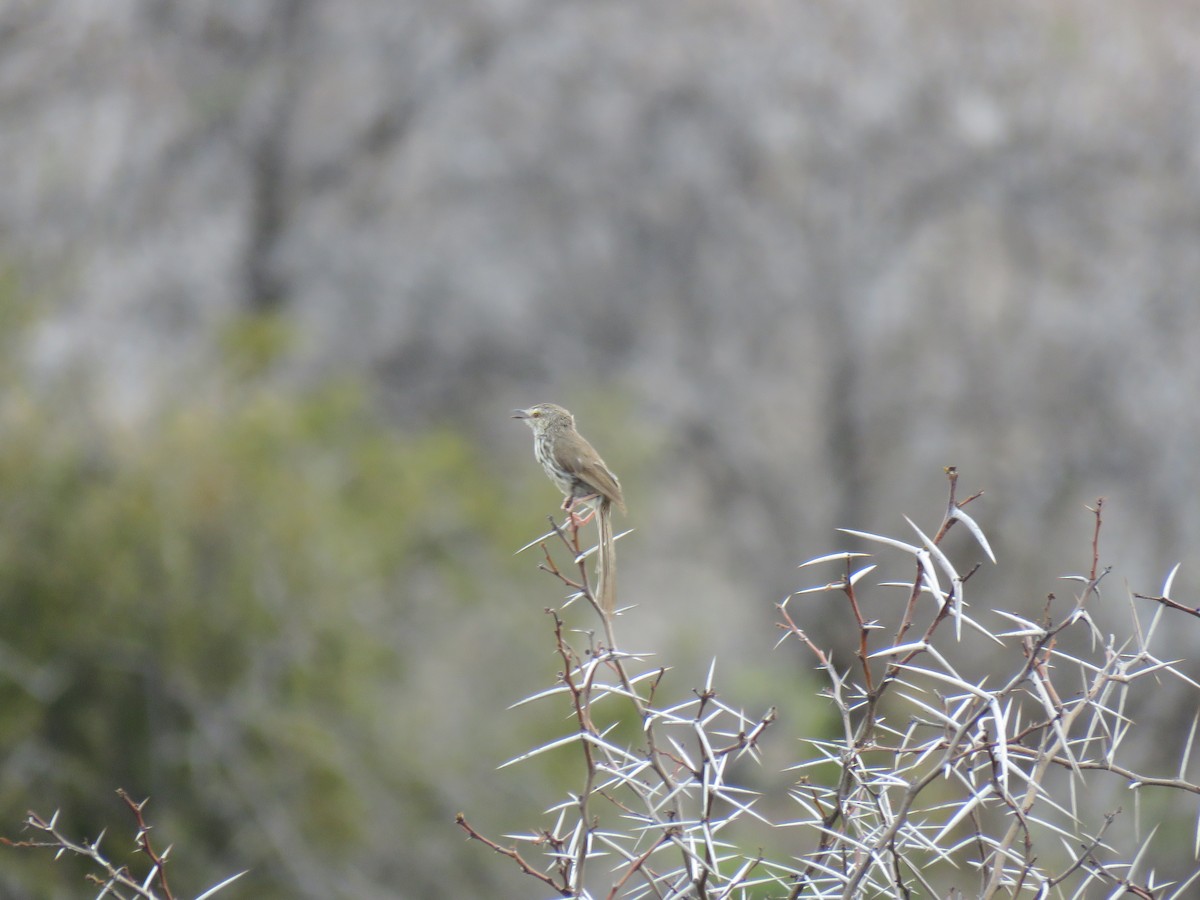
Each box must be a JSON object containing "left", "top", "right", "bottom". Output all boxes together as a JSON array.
[{"left": 531, "top": 410, "right": 541, "bottom": 417}]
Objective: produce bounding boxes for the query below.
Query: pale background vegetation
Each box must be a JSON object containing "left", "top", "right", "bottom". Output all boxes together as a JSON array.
[{"left": 1, "top": 1, "right": 1199, "bottom": 897}]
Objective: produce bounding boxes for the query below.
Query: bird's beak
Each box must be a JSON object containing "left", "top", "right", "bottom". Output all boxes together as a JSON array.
[{"left": 511, "top": 408, "right": 530, "bottom": 419}]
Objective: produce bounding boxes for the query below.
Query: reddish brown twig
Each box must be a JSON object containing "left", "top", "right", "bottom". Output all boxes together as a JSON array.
[
  {"left": 455, "top": 814, "right": 570, "bottom": 896},
  {"left": 117, "top": 789, "right": 174, "bottom": 900}
]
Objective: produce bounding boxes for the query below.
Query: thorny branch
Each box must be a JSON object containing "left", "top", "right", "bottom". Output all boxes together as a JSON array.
[
  {"left": 473, "top": 473, "right": 1200, "bottom": 899},
  {"left": 118, "top": 789, "right": 174, "bottom": 900},
  {"left": 778, "top": 480, "right": 1200, "bottom": 899},
  {"left": 3, "top": 789, "right": 243, "bottom": 900},
  {"left": 4, "top": 806, "right": 166, "bottom": 900},
  {"left": 473, "top": 510, "right": 778, "bottom": 898},
  {"left": 456, "top": 813, "right": 571, "bottom": 897}
]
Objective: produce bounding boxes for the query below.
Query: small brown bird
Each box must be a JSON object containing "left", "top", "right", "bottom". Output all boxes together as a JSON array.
[{"left": 512, "top": 403, "right": 624, "bottom": 613}]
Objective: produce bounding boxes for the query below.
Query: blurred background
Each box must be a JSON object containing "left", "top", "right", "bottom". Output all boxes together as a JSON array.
[{"left": 2, "top": 0, "right": 1200, "bottom": 896}]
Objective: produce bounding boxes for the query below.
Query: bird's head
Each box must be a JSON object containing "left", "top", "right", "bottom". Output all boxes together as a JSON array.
[{"left": 512, "top": 403, "right": 572, "bottom": 430}]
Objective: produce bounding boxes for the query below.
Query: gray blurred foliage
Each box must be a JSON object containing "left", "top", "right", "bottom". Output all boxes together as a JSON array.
[{"left": 3, "top": 0, "right": 1200, "bottom": 896}]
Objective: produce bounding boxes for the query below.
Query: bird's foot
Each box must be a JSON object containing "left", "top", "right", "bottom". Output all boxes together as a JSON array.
[
  {"left": 562, "top": 496, "right": 599, "bottom": 528},
  {"left": 569, "top": 508, "right": 596, "bottom": 527}
]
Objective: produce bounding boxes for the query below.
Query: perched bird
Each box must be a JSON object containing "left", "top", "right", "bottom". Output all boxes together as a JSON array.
[{"left": 512, "top": 403, "right": 624, "bottom": 613}]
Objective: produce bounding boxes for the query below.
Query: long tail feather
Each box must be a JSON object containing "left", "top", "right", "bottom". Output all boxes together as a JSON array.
[{"left": 596, "top": 498, "right": 617, "bottom": 615}]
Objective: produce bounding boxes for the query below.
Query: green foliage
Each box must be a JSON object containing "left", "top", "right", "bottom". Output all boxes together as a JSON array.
[{"left": 0, "top": 376, "right": 524, "bottom": 897}]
